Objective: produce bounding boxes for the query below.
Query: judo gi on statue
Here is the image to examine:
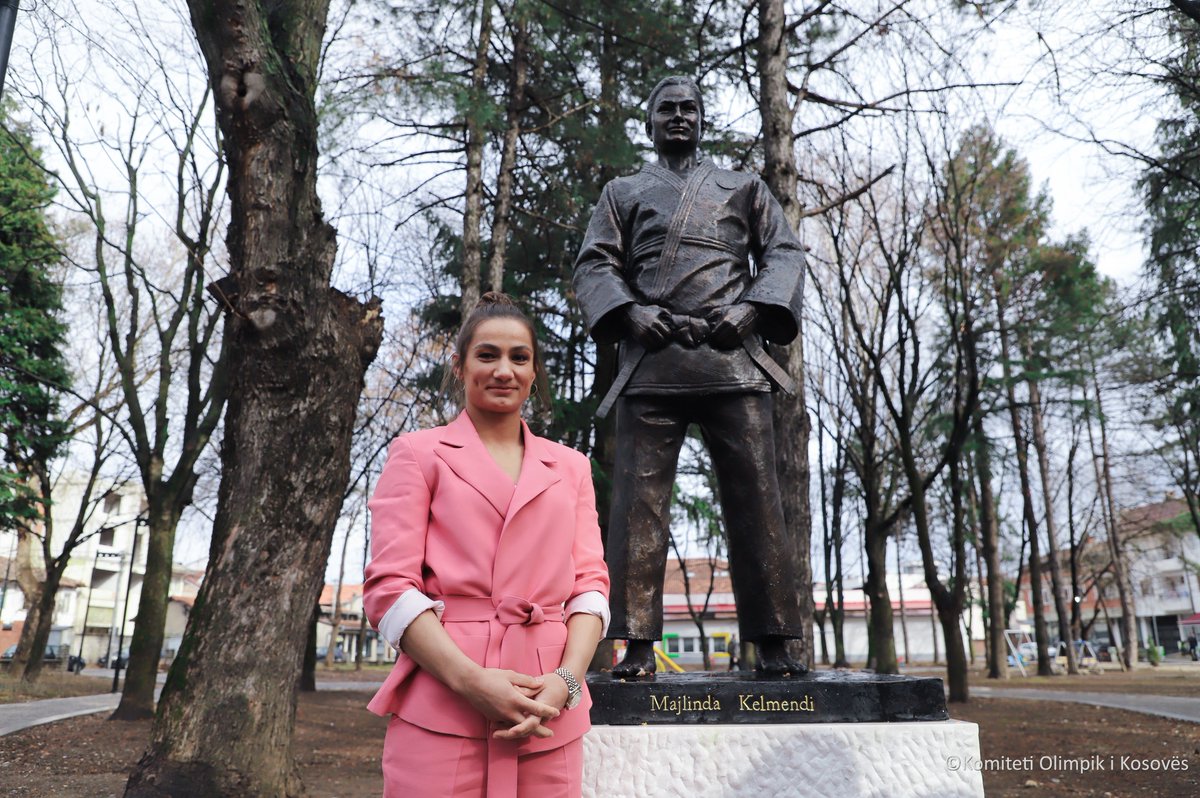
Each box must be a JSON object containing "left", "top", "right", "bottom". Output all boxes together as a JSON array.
[{"left": 573, "top": 76, "right": 809, "bottom": 678}]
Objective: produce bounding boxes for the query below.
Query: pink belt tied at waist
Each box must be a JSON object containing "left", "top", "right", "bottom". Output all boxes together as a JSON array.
[
  {"left": 439, "top": 595, "right": 565, "bottom": 625},
  {"left": 437, "top": 596, "right": 565, "bottom": 798}
]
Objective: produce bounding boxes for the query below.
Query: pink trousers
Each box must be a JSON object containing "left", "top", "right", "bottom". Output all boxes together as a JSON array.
[{"left": 382, "top": 716, "right": 584, "bottom": 798}]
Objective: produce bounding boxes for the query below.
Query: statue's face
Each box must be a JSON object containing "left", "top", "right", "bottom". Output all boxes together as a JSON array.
[{"left": 650, "top": 84, "right": 702, "bottom": 154}]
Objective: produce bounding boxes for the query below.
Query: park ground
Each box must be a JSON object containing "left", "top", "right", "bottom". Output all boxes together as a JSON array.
[{"left": 0, "top": 663, "right": 1198, "bottom": 797}]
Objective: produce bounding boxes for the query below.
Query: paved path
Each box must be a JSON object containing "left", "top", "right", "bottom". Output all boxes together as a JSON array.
[
  {"left": 0, "top": 678, "right": 383, "bottom": 737},
  {"left": 0, "top": 692, "right": 121, "bottom": 736},
  {"left": 971, "top": 686, "right": 1200, "bottom": 724},
  {"left": 5, "top": 681, "right": 1197, "bottom": 737}
]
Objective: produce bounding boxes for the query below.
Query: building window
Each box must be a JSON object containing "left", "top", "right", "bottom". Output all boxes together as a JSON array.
[
  {"left": 711, "top": 636, "right": 728, "bottom": 653},
  {"left": 99, "top": 527, "right": 116, "bottom": 547},
  {"left": 681, "top": 637, "right": 697, "bottom": 653},
  {"left": 103, "top": 493, "right": 121, "bottom": 515},
  {"left": 664, "top": 636, "right": 680, "bottom": 654}
]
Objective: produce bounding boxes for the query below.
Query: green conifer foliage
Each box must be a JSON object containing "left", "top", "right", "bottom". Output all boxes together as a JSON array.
[
  {"left": 1141, "top": 15, "right": 1200, "bottom": 539},
  {"left": 0, "top": 113, "right": 69, "bottom": 527}
]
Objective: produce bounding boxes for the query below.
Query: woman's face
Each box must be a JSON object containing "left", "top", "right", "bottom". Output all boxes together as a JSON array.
[{"left": 456, "top": 317, "right": 537, "bottom": 417}]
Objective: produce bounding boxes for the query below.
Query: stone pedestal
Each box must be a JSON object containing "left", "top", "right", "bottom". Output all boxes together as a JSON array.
[
  {"left": 582, "top": 721, "right": 984, "bottom": 798},
  {"left": 586, "top": 670, "right": 948, "bottom": 725}
]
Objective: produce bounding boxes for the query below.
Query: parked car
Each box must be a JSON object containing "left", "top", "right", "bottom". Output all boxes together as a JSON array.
[
  {"left": 316, "top": 646, "right": 346, "bottom": 663},
  {"left": 1, "top": 644, "right": 59, "bottom": 662},
  {"left": 98, "top": 649, "right": 129, "bottom": 669}
]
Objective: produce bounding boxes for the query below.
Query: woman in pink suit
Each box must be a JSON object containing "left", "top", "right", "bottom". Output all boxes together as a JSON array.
[{"left": 364, "top": 293, "right": 610, "bottom": 798}]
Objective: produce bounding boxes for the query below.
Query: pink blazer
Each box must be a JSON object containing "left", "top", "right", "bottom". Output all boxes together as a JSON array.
[{"left": 364, "top": 412, "right": 609, "bottom": 753}]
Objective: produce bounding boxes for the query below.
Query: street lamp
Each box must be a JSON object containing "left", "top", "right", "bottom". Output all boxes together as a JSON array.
[
  {"left": 111, "top": 516, "right": 146, "bottom": 694},
  {"left": 0, "top": 1, "right": 18, "bottom": 96}
]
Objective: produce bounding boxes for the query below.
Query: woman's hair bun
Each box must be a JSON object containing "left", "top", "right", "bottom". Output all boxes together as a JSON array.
[{"left": 475, "top": 291, "right": 517, "bottom": 309}]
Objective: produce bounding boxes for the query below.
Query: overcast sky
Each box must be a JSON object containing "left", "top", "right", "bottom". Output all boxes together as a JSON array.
[{"left": 6, "top": 1, "right": 1175, "bottom": 587}]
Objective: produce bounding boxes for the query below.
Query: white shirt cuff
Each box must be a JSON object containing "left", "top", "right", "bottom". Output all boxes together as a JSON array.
[
  {"left": 376, "top": 589, "right": 445, "bottom": 652},
  {"left": 565, "top": 591, "right": 610, "bottom": 638}
]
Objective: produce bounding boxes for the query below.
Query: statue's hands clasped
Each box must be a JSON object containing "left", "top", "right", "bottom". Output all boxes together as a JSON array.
[
  {"left": 706, "top": 303, "right": 759, "bottom": 349},
  {"left": 625, "top": 303, "right": 674, "bottom": 350}
]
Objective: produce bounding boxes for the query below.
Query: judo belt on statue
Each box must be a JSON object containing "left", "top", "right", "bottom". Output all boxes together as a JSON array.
[{"left": 595, "top": 162, "right": 797, "bottom": 420}]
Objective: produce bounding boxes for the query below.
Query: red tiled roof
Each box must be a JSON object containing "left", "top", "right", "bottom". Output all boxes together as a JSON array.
[
  {"left": 663, "top": 558, "right": 733, "bottom": 596},
  {"left": 1120, "top": 498, "right": 1192, "bottom": 533},
  {"left": 320, "top": 583, "right": 363, "bottom": 606}
]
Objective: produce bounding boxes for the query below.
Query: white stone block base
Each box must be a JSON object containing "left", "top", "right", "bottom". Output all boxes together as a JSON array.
[{"left": 582, "top": 721, "right": 984, "bottom": 798}]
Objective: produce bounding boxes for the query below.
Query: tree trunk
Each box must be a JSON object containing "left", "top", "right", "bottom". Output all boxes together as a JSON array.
[
  {"left": 113, "top": 505, "right": 179, "bottom": 719},
  {"left": 939, "top": 609, "right": 969, "bottom": 702},
  {"left": 19, "top": 478, "right": 66, "bottom": 684},
  {"left": 325, "top": 524, "right": 353, "bottom": 668},
  {"left": 486, "top": 2, "right": 528, "bottom": 293},
  {"left": 1024, "top": 366, "right": 1078, "bottom": 674},
  {"left": 815, "top": 610, "right": 828, "bottom": 665},
  {"left": 11, "top": 528, "right": 43, "bottom": 675},
  {"left": 758, "top": 0, "right": 814, "bottom": 667},
  {"left": 830, "top": 453, "right": 848, "bottom": 668},
  {"left": 970, "top": 535, "right": 981, "bottom": 667},
  {"left": 300, "top": 606, "right": 317, "bottom": 692},
  {"left": 1089, "top": 358, "right": 1138, "bottom": 669},
  {"left": 357, "top": 499, "right": 372, "bottom": 671},
  {"left": 974, "top": 419, "right": 1008, "bottom": 679},
  {"left": 993, "top": 281, "right": 1053, "bottom": 676},
  {"left": 17, "top": 567, "right": 62, "bottom": 682},
  {"left": 864, "top": 519, "right": 897, "bottom": 673},
  {"left": 125, "top": 3, "right": 383, "bottom": 795},
  {"left": 895, "top": 533, "right": 910, "bottom": 666},
  {"left": 460, "top": 0, "right": 493, "bottom": 318},
  {"left": 1066, "top": 411, "right": 1084, "bottom": 643},
  {"left": 585, "top": 25, "right": 621, "bottom": 674},
  {"left": 902, "top": 423, "right": 968, "bottom": 701}
]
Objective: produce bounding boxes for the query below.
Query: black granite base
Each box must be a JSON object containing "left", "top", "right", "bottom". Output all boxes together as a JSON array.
[{"left": 586, "top": 670, "right": 948, "bottom": 725}]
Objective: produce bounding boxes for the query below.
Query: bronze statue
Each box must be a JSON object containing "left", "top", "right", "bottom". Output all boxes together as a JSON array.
[{"left": 573, "top": 76, "right": 807, "bottom": 676}]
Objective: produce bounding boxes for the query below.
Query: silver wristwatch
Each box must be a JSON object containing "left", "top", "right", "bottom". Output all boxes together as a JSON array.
[{"left": 554, "top": 667, "right": 582, "bottom": 710}]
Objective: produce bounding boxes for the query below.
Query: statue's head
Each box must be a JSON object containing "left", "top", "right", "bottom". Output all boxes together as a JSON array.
[{"left": 645, "top": 76, "right": 704, "bottom": 152}]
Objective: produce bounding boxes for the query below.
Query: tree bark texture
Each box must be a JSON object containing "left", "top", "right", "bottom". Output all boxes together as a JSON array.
[
  {"left": 11, "top": 528, "right": 44, "bottom": 675},
  {"left": 1024, "top": 366, "right": 1079, "bottom": 674},
  {"left": 1008, "top": 392, "right": 1053, "bottom": 676},
  {"left": 18, "top": 563, "right": 61, "bottom": 683},
  {"left": 902, "top": 422, "right": 969, "bottom": 701},
  {"left": 113, "top": 505, "right": 181, "bottom": 719},
  {"left": 895, "top": 533, "right": 911, "bottom": 666},
  {"left": 973, "top": 419, "right": 1008, "bottom": 679},
  {"left": 125, "top": 3, "right": 383, "bottom": 796},
  {"left": 460, "top": 0, "right": 493, "bottom": 318},
  {"left": 487, "top": 1, "right": 528, "bottom": 293},
  {"left": 864, "top": 521, "right": 898, "bottom": 673},
  {"left": 993, "top": 281, "right": 1053, "bottom": 676},
  {"left": 1090, "top": 362, "right": 1138, "bottom": 668},
  {"left": 19, "top": 483, "right": 63, "bottom": 683},
  {"left": 757, "top": 0, "right": 814, "bottom": 667}
]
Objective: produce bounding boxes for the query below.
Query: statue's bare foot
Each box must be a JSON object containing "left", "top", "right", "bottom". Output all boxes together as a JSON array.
[
  {"left": 756, "top": 637, "right": 808, "bottom": 677},
  {"left": 612, "top": 640, "right": 657, "bottom": 678}
]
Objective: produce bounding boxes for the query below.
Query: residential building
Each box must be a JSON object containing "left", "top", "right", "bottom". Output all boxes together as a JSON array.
[
  {"left": 0, "top": 474, "right": 202, "bottom": 666},
  {"left": 659, "top": 556, "right": 983, "bottom": 667},
  {"left": 1016, "top": 497, "right": 1200, "bottom": 656},
  {"left": 317, "top": 582, "right": 393, "bottom": 664}
]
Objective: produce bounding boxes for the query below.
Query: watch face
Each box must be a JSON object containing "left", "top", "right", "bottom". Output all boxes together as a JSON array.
[{"left": 565, "top": 690, "right": 582, "bottom": 710}]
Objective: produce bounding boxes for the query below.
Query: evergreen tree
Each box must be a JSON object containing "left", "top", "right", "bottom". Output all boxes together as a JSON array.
[
  {"left": 0, "top": 111, "right": 68, "bottom": 532},
  {"left": 1140, "top": 13, "right": 1200, "bottom": 542}
]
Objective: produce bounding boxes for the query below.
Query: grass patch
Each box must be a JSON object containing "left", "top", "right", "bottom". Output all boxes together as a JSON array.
[{"left": 0, "top": 671, "right": 110, "bottom": 704}]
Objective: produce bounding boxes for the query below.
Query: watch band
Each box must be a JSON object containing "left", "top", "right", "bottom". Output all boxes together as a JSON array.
[{"left": 554, "top": 667, "right": 582, "bottom": 709}]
